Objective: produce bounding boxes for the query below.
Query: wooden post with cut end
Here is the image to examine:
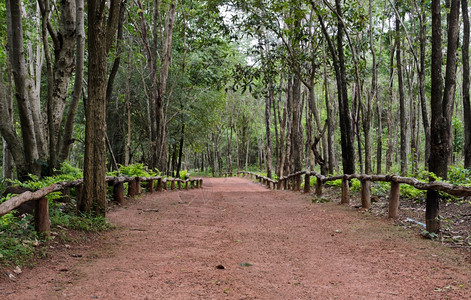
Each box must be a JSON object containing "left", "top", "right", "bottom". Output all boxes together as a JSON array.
[
  {"left": 147, "top": 180, "right": 154, "bottom": 193},
  {"left": 163, "top": 179, "right": 168, "bottom": 190},
  {"left": 186, "top": 180, "right": 189, "bottom": 190},
  {"left": 315, "top": 177, "right": 323, "bottom": 197},
  {"left": 113, "top": 182, "right": 124, "bottom": 204},
  {"left": 297, "top": 174, "right": 302, "bottom": 191},
  {"left": 199, "top": 179, "right": 203, "bottom": 188},
  {"left": 34, "top": 197, "right": 50, "bottom": 235},
  {"left": 128, "top": 179, "right": 138, "bottom": 197},
  {"left": 361, "top": 179, "right": 371, "bottom": 209},
  {"left": 136, "top": 178, "right": 141, "bottom": 194},
  {"left": 388, "top": 181, "right": 400, "bottom": 218},
  {"left": 341, "top": 177, "right": 350, "bottom": 205},
  {"left": 171, "top": 180, "right": 176, "bottom": 190},
  {"left": 304, "top": 173, "right": 310, "bottom": 193},
  {"left": 177, "top": 180, "right": 181, "bottom": 189},
  {"left": 157, "top": 178, "right": 163, "bottom": 192}
]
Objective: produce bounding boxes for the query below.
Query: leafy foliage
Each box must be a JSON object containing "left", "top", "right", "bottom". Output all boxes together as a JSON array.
[
  {"left": 110, "top": 164, "right": 159, "bottom": 177},
  {"left": 0, "top": 213, "right": 37, "bottom": 266}
]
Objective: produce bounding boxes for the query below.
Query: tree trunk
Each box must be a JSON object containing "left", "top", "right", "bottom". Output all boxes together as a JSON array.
[
  {"left": 155, "top": 1, "right": 177, "bottom": 172},
  {"left": 365, "top": 0, "right": 376, "bottom": 175},
  {"left": 396, "top": 3, "right": 408, "bottom": 176},
  {"left": 463, "top": 0, "right": 471, "bottom": 168},
  {"left": 38, "top": 0, "right": 77, "bottom": 173},
  {"left": 176, "top": 123, "right": 185, "bottom": 178},
  {"left": 427, "top": 0, "right": 460, "bottom": 233},
  {"left": 323, "top": 45, "right": 336, "bottom": 174},
  {"left": 418, "top": 0, "right": 431, "bottom": 167},
  {"left": 278, "top": 83, "right": 287, "bottom": 178},
  {"left": 82, "top": 0, "right": 120, "bottom": 216},
  {"left": 265, "top": 84, "right": 274, "bottom": 178},
  {"left": 317, "top": 1, "right": 355, "bottom": 175},
  {"left": 386, "top": 34, "right": 395, "bottom": 173},
  {"left": 376, "top": 100, "right": 383, "bottom": 174},
  {"left": 0, "top": 66, "right": 27, "bottom": 177},
  {"left": 273, "top": 90, "right": 280, "bottom": 174},
  {"left": 335, "top": 0, "right": 355, "bottom": 175},
  {"left": 7, "top": 0, "right": 41, "bottom": 179},
  {"left": 59, "top": 0, "right": 85, "bottom": 163}
]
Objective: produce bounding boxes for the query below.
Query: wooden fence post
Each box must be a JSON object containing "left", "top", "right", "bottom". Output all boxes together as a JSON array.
[
  {"left": 284, "top": 178, "right": 288, "bottom": 190},
  {"left": 388, "top": 181, "right": 400, "bottom": 218},
  {"left": 177, "top": 180, "right": 182, "bottom": 189},
  {"left": 163, "top": 179, "right": 168, "bottom": 190},
  {"left": 34, "top": 197, "right": 50, "bottom": 235},
  {"left": 113, "top": 182, "right": 125, "bottom": 204},
  {"left": 315, "top": 177, "right": 323, "bottom": 197},
  {"left": 136, "top": 178, "right": 141, "bottom": 194},
  {"left": 199, "top": 179, "right": 203, "bottom": 188},
  {"left": 297, "top": 174, "right": 302, "bottom": 191},
  {"left": 157, "top": 178, "right": 163, "bottom": 192},
  {"left": 304, "top": 173, "right": 310, "bottom": 193},
  {"left": 171, "top": 180, "right": 176, "bottom": 190},
  {"left": 361, "top": 179, "right": 371, "bottom": 209},
  {"left": 128, "top": 179, "right": 138, "bottom": 197},
  {"left": 147, "top": 180, "right": 154, "bottom": 193},
  {"left": 341, "top": 177, "right": 350, "bottom": 205},
  {"left": 186, "top": 180, "right": 189, "bottom": 190}
]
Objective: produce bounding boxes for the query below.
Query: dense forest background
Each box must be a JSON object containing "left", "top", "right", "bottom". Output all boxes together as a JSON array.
[{"left": 0, "top": 1, "right": 470, "bottom": 226}]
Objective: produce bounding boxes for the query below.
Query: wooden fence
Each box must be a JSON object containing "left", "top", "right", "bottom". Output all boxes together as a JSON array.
[
  {"left": 0, "top": 176, "right": 203, "bottom": 234},
  {"left": 226, "top": 170, "right": 471, "bottom": 222}
]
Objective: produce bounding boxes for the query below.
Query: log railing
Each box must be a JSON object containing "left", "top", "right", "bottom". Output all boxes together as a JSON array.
[
  {"left": 236, "top": 170, "right": 471, "bottom": 221},
  {"left": 0, "top": 176, "right": 203, "bottom": 234}
]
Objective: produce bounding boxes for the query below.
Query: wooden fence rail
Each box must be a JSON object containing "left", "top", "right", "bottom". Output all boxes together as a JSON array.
[
  {"left": 234, "top": 170, "right": 471, "bottom": 223},
  {"left": 0, "top": 176, "right": 203, "bottom": 234}
]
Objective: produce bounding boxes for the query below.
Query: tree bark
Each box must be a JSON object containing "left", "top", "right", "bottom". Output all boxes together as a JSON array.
[
  {"left": 0, "top": 66, "right": 27, "bottom": 177},
  {"left": 6, "top": 0, "right": 41, "bottom": 179},
  {"left": 265, "top": 87, "right": 274, "bottom": 178},
  {"left": 38, "top": 0, "right": 77, "bottom": 173},
  {"left": 463, "top": 0, "right": 471, "bottom": 168},
  {"left": 427, "top": 0, "right": 460, "bottom": 233},
  {"left": 59, "top": 0, "right": 85, "bottom": 163},
  {"left": 396, "top": 2, "right": 408, "bottom": 176},
  {"left": 82, "top": 0, "right": 120, "bottom": 216},
  {"left": 317, "top": 1, "right": 355, "bottom": 175},
  {"left": 155, "top": 1, "right": 177, "bottom": 172},
  {"left": 386, "top": 33, "right": 395, "bottom": 173}
]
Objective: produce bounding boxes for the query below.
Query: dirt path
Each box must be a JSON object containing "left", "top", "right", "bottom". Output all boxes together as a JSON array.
[{"left": 2, "top": 177, "right": 471, "bottom": 299}]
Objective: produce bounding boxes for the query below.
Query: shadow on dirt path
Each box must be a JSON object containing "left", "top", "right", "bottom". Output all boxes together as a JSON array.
[{"left": 1, "top": 177, "right": 471, "bottom": 299}]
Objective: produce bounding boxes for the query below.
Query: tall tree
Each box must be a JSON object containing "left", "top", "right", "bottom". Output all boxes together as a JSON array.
[
  {"left": 427, "top": 0, "right": 460, "bottom": 233},
  {"left": 5, "top": 0, "right": 41, "bottom": 179},
  {"left": 38, "top": 0, "right": 77, "bottom": 173},
  {"left": 396, "top": 0, "right": 407, "bottom": 175},
  {"left": 463, "top": 0, "right": 471, "bottom": 168},
  {"left": 82, "top": 0, "right": 121, "bottom": 215},
  {"left": 316, "top": 0, "right": 355, "bottom": 175}
]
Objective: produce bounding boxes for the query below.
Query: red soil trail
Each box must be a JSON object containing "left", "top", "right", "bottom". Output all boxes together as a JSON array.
[{"left": 1, "top": 177, "right": 471, "bottom": 299}]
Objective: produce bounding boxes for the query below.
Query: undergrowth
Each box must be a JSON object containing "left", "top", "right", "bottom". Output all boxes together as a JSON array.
[{"left": 0, "top": 162, "right": 114, "bottom": 267}]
